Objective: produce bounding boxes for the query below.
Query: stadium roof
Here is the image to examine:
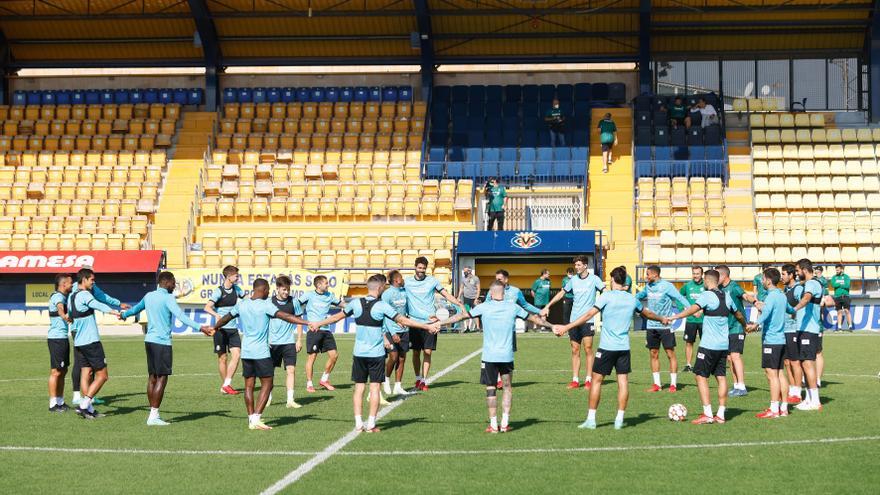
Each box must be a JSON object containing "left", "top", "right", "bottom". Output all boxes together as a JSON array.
[{"left": 0, "top": 0, "right": 876, "bottom": 69}]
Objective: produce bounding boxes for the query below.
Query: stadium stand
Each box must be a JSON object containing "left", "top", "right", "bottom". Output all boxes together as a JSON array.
[
  {"left": 0, "top": 99, "right": 183, "bottom": 253},
  {"left": 424, "top": 83, "right": 624, "bottom": 184},
  {"left": 13, "top": 88, "right": 204, "bottom": 107}
]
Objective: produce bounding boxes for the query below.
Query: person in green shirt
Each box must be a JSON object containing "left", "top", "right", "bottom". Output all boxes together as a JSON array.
[
  {"left": 669, "top": 96, "right": 687, "bottom": 127},
  {"left": 716, "top": 264, "right": 756, "bottom": 397},
  {"left": 679, "top": 266, "right": 705, "bottom": 373},
  {"left": 815, "top": 266, "right": 829, "bottom": 296},
  {"left": 484, "top": 178, "right": 507, "bottom": 231},
  {"left": 531, "top": 269, "right": 552, "bottom": 307},
  {"left": 622, "top": 273, "right": 633, "bottom": 293},
  {"left": 831, "top": 264, "right": 852, "bottom": 330},
  {"left": 544, "top": 98, "right": 566, "bottom": 147},
  {"left": 597, "top": 113, "right": 617, "bottom": 172},
  {"left": 561, "top": 267, "right": 575, "bottom": 323},
  {"left": 753, "top": 264, "right": 772, "bottom": 302}
]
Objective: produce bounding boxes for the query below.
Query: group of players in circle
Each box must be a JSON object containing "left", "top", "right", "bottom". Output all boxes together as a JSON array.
[{"left": 42, "top": 254, "right": 829, "bottom": 432}]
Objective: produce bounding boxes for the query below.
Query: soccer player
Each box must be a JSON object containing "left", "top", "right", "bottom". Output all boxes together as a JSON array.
[
  {"left": 212, "top": 278, "right": 310, "bottom": 430},
  {"left": 69, "top": 269, "right": 121, "bottom": 419},
  {"left": 531, "top": 269, "right": 552, "bottom": 319},
  {"left": 680, "top": 266, "right": 705, "bottom": 373},
  {"left": 120, "top": 271, "right": 214, "bottom": 425},
  {"left": 437, "top": 280, "right": 552, "bottom": 432},
  {"left": 561, "top": 267, "right": 575, "bottom": 322},
  {"left": 715, "top": 264, "right": 751, "bottom": 397},
  {"left": 298, "top": 275, "right": 345, "bottom": 392},
  {"left": 790, "top": 259, "right": 824, "bottom": 411},
  {"left": 752, "top": 263, "right": 772, "bottom": 302},
  {"left": 382, "top": 270, "right": 411, "bottom": 397},
  {"left": 310, "top": 274, "right": 440, "bottom": 432},
  {"left": 204, "top": 265, "right": 244, "bottom": 395},
  {"left": 831, "top": 264, "right": 852, "bottom": 331},
  {"left": 747, "top": 268, "right": 789, "bottom": 419},
  {"left": 668, "top": 269, "right": 747, "bottom": 425},
  {"left": 47, "top": 273, "right": 73, "bottom": 413},
  {"left": 269, "top": 276, "right": 305, "bottom": 408},
  {"left": 552, "top": 267, "right": 667, "bottom": 430},
  {"left": 780, "top": 264, "right": 804, "bottom": 404},
  {"left": 69, "top": 276, "right": 127, "bottom": 406},
  {"left": 405, "top": 256, "right": 466, "bottom": 391},
  {"left": 542, "top": 256, "right": 606, "bottom": 389},
  {"left": 635, "top": 265, "right": 690, "bottom": 392}
]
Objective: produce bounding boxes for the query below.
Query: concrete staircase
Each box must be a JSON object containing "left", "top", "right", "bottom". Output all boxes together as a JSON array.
[
  {"left": 586, "top": 108, "right": 639, "bottom": 278},
  {"left": 724, "top": 128, "right": 756, "bottom": 230},
  {"left": 151, "top": 112, "right": 216, "bottom": 268}
]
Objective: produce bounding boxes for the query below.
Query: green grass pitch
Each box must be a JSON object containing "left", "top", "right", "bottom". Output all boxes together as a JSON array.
[{"left": 1, "top": 332, "right": 878, "bottom": 494}]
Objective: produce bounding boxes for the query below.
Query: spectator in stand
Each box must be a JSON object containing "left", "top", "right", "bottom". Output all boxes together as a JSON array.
[
  {"left": 544, "top": 98, "right": 566, "bottom": 147},
  {"left": 597, "top": 113, "right": 617, "bottom": 173},
  {"left": 697, "top": 97, "right": 719, "bottom": 128},
  {"left": 485, "top": 178, "right": 507, "bottom": 231},
  {"left": 685, "top": 100, "right": 702, "bottom": 129},
  {"left": 669, "top": 96, "right": 687, "bottom": 127}
]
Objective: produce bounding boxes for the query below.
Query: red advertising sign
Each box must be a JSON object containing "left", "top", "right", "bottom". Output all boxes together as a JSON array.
[{"left": 0, "top": 251, "right": 164, "bottom": 273}]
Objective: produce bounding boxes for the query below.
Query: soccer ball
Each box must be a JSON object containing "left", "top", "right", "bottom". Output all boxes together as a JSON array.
[{"left": 668, "top": 403, "right": 688, "bottom": 421}]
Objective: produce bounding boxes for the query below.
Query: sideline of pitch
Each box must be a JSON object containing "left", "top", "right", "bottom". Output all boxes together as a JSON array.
[
  {"left": 259, "top": 347, "right": 483, "bottom": 495},
  {"left": 3, "top": 435, "right": 879, "bottom": 458}
]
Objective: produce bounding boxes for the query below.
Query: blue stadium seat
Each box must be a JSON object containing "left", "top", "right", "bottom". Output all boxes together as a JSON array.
[
  {"left": 634, "top": 95, "right": 651, "bottom": 111},
  {"left": 670, "top": 127, "right": 687, "bottom": 146},
  {"left": 382, "top": 86, "right": 398, "bottom": 101},
  {"left": 467, "top": 115, "right": 484, "bottom": 130},
  {"left": 223, "top": 88, "right": 237, "bottom": 103},
  {"left": 450, "top": 133, "right": 467, "bottom": 146},
  {"left": 465, "top": 147, "right": 482, "bottom": 163},
  {"left": 129, "top": 90, "right": 141, "bottom": 104},
  {"left": 354, "top": 87, "right": 368, "bottom": 102},
  {"left": 572, "top": 147, "right": 589, "bottom": 161},
  {"left": 706, "top": 145, "right": 724, "bottom": 160},
  {"left": 635, "top": 161, "right": 651, "bottom": 178},
  {"left": 634, "top": 146, "right": 652, "bottom": 161},
  {"left": 114, "top": 89, "right": 129, "bottom": 104},
  {"left": 158, "top": 89, "right": 173, "bottom": 104},
  {"left": 521, "top": 132, "right": 538, "bottom": 148},
  {"left": 673, "top": 146, "right": 689, "bottom": 160},
  {"left": 651, "top": 95, "right": 669, "bottom": 110},
  {"left": 554, "top": 147, "right": 572, "bottom": 161},
  {"left": 173, "top": 88, "right": 188, "bottom": 105},
  {"left": 552, "top": 162, "right": 572, "bottom": 180},
  {"left": 398, "top": 86, "right": 412, "bottom": 101},
  {"left": 72, "top": 91, "right": 85, "bottom": 105},
  {"left": 502, "top": 102, "right": 519, "bottom": 118},
  {"left": 431, "top": 110, "right": 449, "bottom": 129},
  {"left": 537, "top": 147, "right": 553, "bottom": 163},
  {"left": 574, "top": 83, "right": 592, "bottom": 101},
  {"left": 451, "top": 85, "right": 468, "bottom": 102},
  {"left": 429, "top": 131, "right": 448, "bottom": 147},
  {"left": 426, "top": 162, "right": 443, "bottom": 178},
  {"left": 433, "top": 85, "right": 451, "bottom": 103},
  {"left": 340, "top": 87, "right": 354, "bottom": 102},
  {"left": 635, "top": 111, "right": 651, "bottom": 128},
  {"left": 428, "top": 146, "right": 446, "bottom": 162},
  {"left": 266, "top": 88, "right": 281, "bottom": 103},
  {"left": 449, "top": 146, "right": 465, "bottom": 162},
  {"left": 654, "top": 146, "right": 672, "bottom": 161},
  {"left": 704, "top": 125, "right": 722, "bottom": 145},
  {"left": 591, "top": 83, "right": 609, "bottom": 101},
  {"left": 635, "top": 127, "right": 652, "bottom": 146},
  {"left": 251, "top": 87, "right": 265, "bottom": 103},
  {"left": 467, "top": 131, "right": 484, "bottom": 146},
  {"left": 478, "top": 162, "right": 498, "bottom": 181},
  {"left": 498, "top": 161, "right": 516, "bottom": 180},
  {"left": 653, "top": 126, "right": 669, "bottom": 146},
  {"left": 311, "top": 87, "right": 325, "bottom": 102},
  {"left": 522, "top": 85, "right": 539, "bottom": 102},
  {"left": 325, "top": 87, "right": 339, "bottom": 102},
  {"left": 186, "top": 88, "right": 202, "bottom": 105},
  {"left": 468, "top": 85, "right": 485, "bottom": 103},
  {"left": 280, "top": 88, "right": 294, "bottom": 102},
  {"left": 41, "top": 91, "right": 56, "bottom": 105},
  {"left": 539, "top": 84, "right": 556, "bottom": 102},
  {"left": 482, "top": 147, "right": 500, "bottom": 163},
  {"left": 55, "top": 91, "right": 71, "bottom": 105},
  {"left": 504, "top": 85, "right": 522, "bottom": 102},
  {"left": 485, "top": 131, "right": 502, "bottom": 147},
  {"left": 446, "top": 162, "right": 464, "bottom": 178},
  {"left": 537, "top": 131, "right": 551, "bottom": 147},
  {"left": 653, "top": 109, "right": 668, "bottom": 125},
  {"left": 485, "top": 100, "right": 502, "bottom": 117},
  {"left": 25, "top": 90, "right": 40, "bottom": 105},
  {"left": 559, "top": 101, "right": 573, "bottom": 118},
  {"left": 82, "top": 90, "right": 99, "bottom": 105},
  {"left": 556, "top": 84, "right": 573, "bottom": 101},
  {"left": 501, "top": 132, "right": 518, "bottom": 147},
  {"left": 467, "top": 99, "right": 484, "bottom": 117},
  {"left": 500, "top": 147, "right": 517, "bottom": 163},
  {"left": 571, "top": 132, "right": 589, "bottom": 146},
  {"left": 12, "top": 91, "right": 26, "bottom": 106},
  {"left": 687, "top": 127, "right": 703, "bottom": 145},
  {"left": 451, "top": 102, "right": 468, "bottom": 119},
  {"left": 573, "top": 100, "right": 591, "bottom": 117},
  {"left": 608, "top": 83, "right": 626, "bottom": 103},
  {"left": 237, "top": 88, "right": 252, "bottom": 103},
  {"left": 368, "top": 87, "right": 381, "bottom": 101},
  {"left": 486, "top": 85, "right": 503, "bottom": 102},
  {"left": 522, "top": 103, "right": 539, "bottom": 119}
]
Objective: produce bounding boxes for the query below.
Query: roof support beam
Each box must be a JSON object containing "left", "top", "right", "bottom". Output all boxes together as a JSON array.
[
  {"left": 187, "top": 0, "right": 221, "bottom": 111},
  {"left": 870, "top": 0, "right": 880, "bottom": 122},
  {"left": 414, "top": 0, "right": 434, "bottom": 100},
  {"left": 639, "top": 0, "right": 651, "bottom": 95}
]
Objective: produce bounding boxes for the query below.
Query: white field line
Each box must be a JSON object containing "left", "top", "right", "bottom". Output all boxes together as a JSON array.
[
  {"left": 259, "top": 347, "right": 483, "bottom": 495},
  {"left": 2, "top": 435, "right": 878, "bottom": 458}
]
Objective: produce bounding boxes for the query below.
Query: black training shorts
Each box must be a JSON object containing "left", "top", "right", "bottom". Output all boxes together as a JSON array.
[
  {"left": 646, "top": 328, "right": 676, "bottom": 350},
  {"left": 592, "top": 349, "right": 631, "bottom": 376},
  {"left": 386, "top": 332, "right": 410, "bottom": 354},
  {"left": 683, "top": 322, "right": 703, "bottom": 343},
  {"left": 306, "top": 331, "right": 337, "bottom": 354},
  {"left": 728, "top": 333, "right": 746, "bottom": 354},
  {"left": 242, "top": 357, "right": 274, "bottom": 378},
  {"left": 761, "top": 344, "right": 785, "bottom": 370},
  {"left": 409, "top": 327, "right": 437, "bottom": 351},
  {"left": 74, "top": 342, "right": 107, "bottom": 371},
  {"left": 351, "top": 356, "right": 385, "bottom": 384},
  {"left": 270, "top": 343, "right": 298, "bottom": 368},
  {"left": 833, "top": 295, "right": 851, "bottom": 310},
  {"left": 693, "top": 347, "right": 727, "bottom": 378},
  {"left": 48, "top": 338, "right": 70, "bottom": 370},
  {"left": 145, "top": 342, "right": 173, "bottom": 376},
  {"left": 568, "top": 322, "right": 595, "bottom": 343},
  {"left": 213, "top": 328, "right": 241, "bottom": 354},
  {"left": 480, "top": 361, "right": 514, "bottom": 385},
  {"left": 798, "top": 333, "right": 819, "bottom": 361}
]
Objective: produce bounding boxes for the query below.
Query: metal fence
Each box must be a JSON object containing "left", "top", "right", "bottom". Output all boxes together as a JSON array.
[{"left": 477, "top": 192, "right": 582, "bottom": 231}]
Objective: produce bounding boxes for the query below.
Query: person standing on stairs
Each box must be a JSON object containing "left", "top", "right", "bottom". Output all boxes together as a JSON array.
[{"left": 597, "top": 113, "right": 617, "bottom": 173}]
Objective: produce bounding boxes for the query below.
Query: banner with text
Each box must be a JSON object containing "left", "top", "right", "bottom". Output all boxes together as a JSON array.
[{"left": 172, "top": 267, "right": 349, "bottom": 305}]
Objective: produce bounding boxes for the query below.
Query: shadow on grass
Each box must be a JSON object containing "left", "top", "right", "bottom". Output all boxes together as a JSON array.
[
  {"left": 379, "top": 416, "right": 428, "bottom": 431},
  {"left": 267, "top": 413, "right": 318, "bottom": 427},
  {"left": 291, "top": 396, "right": 334, "bottom": 406},
  {"left": 424, "top": 380, "right": 465, "bottom": 389},
  {"left": 172, "top": 410, "right": 237, "bottom": 423}
]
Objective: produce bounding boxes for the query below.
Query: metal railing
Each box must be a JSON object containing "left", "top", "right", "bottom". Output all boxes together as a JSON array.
[
  {"left": 634, "top": 159, "right": 728, "bottom": 181},
  {"left": 477, "top": 191, "right": 582, "bottom": 231}
]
